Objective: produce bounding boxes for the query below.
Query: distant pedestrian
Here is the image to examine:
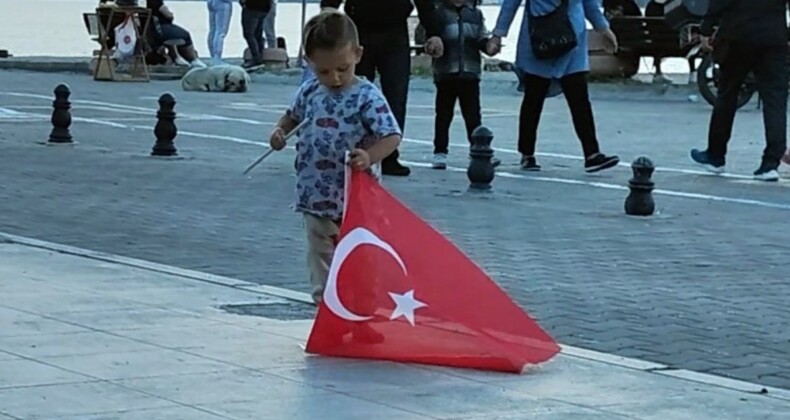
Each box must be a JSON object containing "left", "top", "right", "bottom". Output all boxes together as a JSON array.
[
  {"left": 489, "top": 0, "right": 620, "bottom": 173},
  {"left": 690, "top": 0, "right": 789, "bottom": 182},
  {"left": 207, "top": 0, "right": 233, "bottom": 65},
  {"left": 320, "top": 0, "right": 445, "bottom": 176},
  {"left": 240, "top": 0, "right": 272, "bottom": 69},
  {"left": 430, "top": 0, "right": 500, "bottom": 170}
]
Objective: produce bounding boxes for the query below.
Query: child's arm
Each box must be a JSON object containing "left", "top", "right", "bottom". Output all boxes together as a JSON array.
[
  {"left": 363, "top": 135, "right": 401, "bottom": 164},
  {"left": 273, "top": 113, "right": 298, "bottom": 134},
  {"left": 350, "top": 86, "right": 403, "bottom": 170},
  {"left": 270, "top": 82, "right": 309, "bottom": 150}
]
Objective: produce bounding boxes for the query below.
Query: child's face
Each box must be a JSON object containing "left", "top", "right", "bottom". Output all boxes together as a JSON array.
[{"left": 308, "top": 43, "right": 363, "bottom": 92}]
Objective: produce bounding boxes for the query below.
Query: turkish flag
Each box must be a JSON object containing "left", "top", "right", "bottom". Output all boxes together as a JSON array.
[{"left": 305, "top": 170, "right": 560, "bottom": 373}]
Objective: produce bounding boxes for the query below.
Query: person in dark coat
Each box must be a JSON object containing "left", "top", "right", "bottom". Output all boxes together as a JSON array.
[
  {"left": 319, "top": 0, "right": 445, "bottom": 176},
  {"left": 691, "top": 0, "right": 790, "bottom": 182},
  {"left": 240, "top": 0, "right": 272, "bottom": 69}
]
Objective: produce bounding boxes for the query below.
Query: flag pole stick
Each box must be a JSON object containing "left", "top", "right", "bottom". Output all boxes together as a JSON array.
[{"left": 243, "top": 119, "right": 310, "bottom": 176}]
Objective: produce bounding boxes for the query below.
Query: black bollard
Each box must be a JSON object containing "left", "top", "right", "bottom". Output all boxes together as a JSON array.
[
  {"left": 467, "top": 126, "right": 496, "bottom": 191},
  {"left": 624, "top": 156, "right": 656, "bottom": 216},
  {"left": 48, "top": 84, "right": 73, "bottom": 144},
  {"left": 151, "top": 93, "right": 178, "bottom": 157}
]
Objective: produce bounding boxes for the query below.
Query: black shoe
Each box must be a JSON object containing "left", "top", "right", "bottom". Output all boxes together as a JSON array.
[
  {"left": 520, "top": 155, "right": 541, "bottom": 171},
  {"left": 381, "top": 160, "right": 411, "bottom": 176},
  {"left": 585, "top": 153, "right": 619, "bottom": 173},
  {"left": 753, "top": 162, "right": 780, "bottom": 182},
  {"left": 690, "top": 149, "right": 725, "bottom": 174}
]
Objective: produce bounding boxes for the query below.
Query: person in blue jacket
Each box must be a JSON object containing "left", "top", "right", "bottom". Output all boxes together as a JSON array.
[{"left": 489, "top": 0, "right": 620, "bottom": 173}]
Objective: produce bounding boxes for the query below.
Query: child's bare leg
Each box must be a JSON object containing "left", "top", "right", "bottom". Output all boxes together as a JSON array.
[{"left": 304, "top": 214, "right": 339, "bottom": 304}]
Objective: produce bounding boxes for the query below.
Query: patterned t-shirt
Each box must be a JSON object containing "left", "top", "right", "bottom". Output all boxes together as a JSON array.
[{"left": 287, "top": 77, "right": 401, "bottom": 220}]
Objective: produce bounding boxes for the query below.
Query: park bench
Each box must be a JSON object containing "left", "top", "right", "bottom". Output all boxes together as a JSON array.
[{"left": 605, "top": 0, "right": 706, "bottom": 82}]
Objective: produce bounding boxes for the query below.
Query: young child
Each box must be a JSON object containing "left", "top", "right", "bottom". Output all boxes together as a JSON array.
[
  {"left": 269, "top": 11, "right": 401, "bottom": 306},
  {"left": 430, "top": 0, "right": 499, "bottom": 169}
]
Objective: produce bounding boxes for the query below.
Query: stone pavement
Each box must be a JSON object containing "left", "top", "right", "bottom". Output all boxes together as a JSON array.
[
  {"left": 1, "top": 70, "right": 790, "bottom": 390},
  {"left": 2, "top": 239, "right": 789, "bottom": 420}
]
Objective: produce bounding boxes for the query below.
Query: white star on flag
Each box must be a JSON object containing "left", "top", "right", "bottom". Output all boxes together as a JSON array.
[{"left": 388, "top": 290, "right": 427, "bottom": 326}]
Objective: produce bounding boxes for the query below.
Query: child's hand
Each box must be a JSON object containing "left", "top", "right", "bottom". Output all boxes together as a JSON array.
[
  {"left": 348, "top": 149, "right": 372, "bottom": 171},
  {"left": 425, "top": 37, "right": 444, "bottom": 58},
  {"left": 269, "top": 127, "right": 286, "bottom": 151},
  {"left": 486, "top": 36, "right": 502, "bottom": 56}
]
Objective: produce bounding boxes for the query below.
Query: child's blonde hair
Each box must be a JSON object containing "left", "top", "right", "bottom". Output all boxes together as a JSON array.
[{"left": 303, "top": 11, "right": 360, "bottom": 57}]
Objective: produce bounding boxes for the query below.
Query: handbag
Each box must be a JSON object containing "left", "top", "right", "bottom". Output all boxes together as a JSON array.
[{"left": 528, "top": 0, "right": 578, "bottom": 60}]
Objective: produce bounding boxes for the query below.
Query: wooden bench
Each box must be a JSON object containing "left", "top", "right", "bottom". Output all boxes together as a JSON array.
[
  {"left": 610, "top": 17, "right": 687, "bottom": 59},
  {"left": 609, "top": 15, "right": 699, "bottom": 81}
]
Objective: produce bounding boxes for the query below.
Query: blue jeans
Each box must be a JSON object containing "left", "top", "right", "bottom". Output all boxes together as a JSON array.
[
  {"left": 263, "top": 0, "right": 277, "bottom": 49},
  {"left": 207, "top": 0, "right": 233, "bottom": 63}
]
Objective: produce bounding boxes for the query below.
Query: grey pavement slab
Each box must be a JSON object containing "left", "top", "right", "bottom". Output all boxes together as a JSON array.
[
  {"left": 1, "top": 70, "right": 790, "bottom": 392},
  {"left": 0, "top": 242, "right": 789, "bottom": 420}
]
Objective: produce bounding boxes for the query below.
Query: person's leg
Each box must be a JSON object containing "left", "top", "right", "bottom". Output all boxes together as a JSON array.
[
  {"left": 254, "top": 13, "right": 266, "bottom": 58},
  {"left": 263, "top": 0, "right": 277, "bottom": 49},
  {"left": 695, "top": 42, "right": 755, "bottom": 171},
  {"left": 212, "top": 1, "right": 233, "bottom": 63},
  {"left": 375, "top": 29, "right": 412, "bottom": 175},
  {"left": 354, "top": 33, "right": 376, "bottom": 82},
  {"left": 559, "top": 72, "right": 619, "bottom": 172},
  {"left": 207, "top": 0, "right": 217, "bottom": 59},
  {"left": 241, "top": 8, "right": 263, "bottom": 64},
  {"left": 457, "top": 78, "right": 482, "bottom": 143},
  {"left": 160, "top": 24, "right": 204, "bottom": 66},
  {"left": 457, "top": 78, "right": 501, "bottom": 167},
  {"left": 432, "top": 78, "right": 458, "bottom": 168},
  {"left": 303, "top": 213, "right": 339, "bottom": 305},
  {"left": 518, "top": 72, "right": 551, "bottom": 170},
  {"left": 751, "top": 44, "right": 788, "bottom": 180}
]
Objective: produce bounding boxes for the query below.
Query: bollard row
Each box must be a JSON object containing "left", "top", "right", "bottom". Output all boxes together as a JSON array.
[
  {"left": 45, "top": 84, "right": 179, "bottom": 155},
  {"left": 44, "top": 83, "right": 658, "bottom": 216}
]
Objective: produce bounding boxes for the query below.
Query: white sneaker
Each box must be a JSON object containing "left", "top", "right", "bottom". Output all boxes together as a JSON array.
[
  {"left": 432, "top": 153, "right": 447, "bottom": 170},
  {"left": 173, "top": 56, "right": 190, "bottom": 66},
  {"left": 190, "top": 59, "right": 207, "bottom": 68}
]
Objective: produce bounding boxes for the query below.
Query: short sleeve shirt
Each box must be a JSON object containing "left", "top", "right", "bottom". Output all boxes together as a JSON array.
[{"left": 287, "top": 77, "right": 401, "bottom": 220}]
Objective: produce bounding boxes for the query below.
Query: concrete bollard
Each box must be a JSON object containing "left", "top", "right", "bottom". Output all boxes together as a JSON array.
[
  {"left": 467, "top": 126, "right": 496, "bottom": 191},
  {"left": 48, "top": 84, "right": 73, "bottom": 144},
  {"left": 151, "top": 93, "right": 178, "bottom": 157},
  {"left": 625, "top": 156, "right": 656, "bottom": 216}
]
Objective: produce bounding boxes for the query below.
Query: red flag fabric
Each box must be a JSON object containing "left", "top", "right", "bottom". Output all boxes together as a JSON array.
[{"left": 305, "top": 171, "right": 560, "bottom": 373}]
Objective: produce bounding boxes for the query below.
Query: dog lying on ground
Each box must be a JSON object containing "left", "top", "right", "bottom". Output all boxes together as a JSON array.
[{"left": 180, "top": 64, "right": 251, "bottom": 93}]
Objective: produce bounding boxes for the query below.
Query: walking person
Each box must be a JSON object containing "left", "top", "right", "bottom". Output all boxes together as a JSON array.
[
  {"left": 488, "top": 0, "right": 620, "bottom": 173},
  {"left": 690, "top": 0, "right": 789, "bottom": 182},
  {"left": 319, "top": 0, "right": 445, "bottom": 176},
  {"left": 430, "top": 0, "right": 500, "bottom": 169},
  {"left": 207, "top": 0, "right": 233, "bottom": 66},
  {"left": 263, "top": 0, "right": 278, "bottom": 49},
  {"left": 240, "top": 0, "right": 271, "bottom": 69}
]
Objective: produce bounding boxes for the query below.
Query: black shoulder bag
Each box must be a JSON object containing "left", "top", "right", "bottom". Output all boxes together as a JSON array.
[{"left": 528, "top": 0, "right": 577, "bottom": 60}]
